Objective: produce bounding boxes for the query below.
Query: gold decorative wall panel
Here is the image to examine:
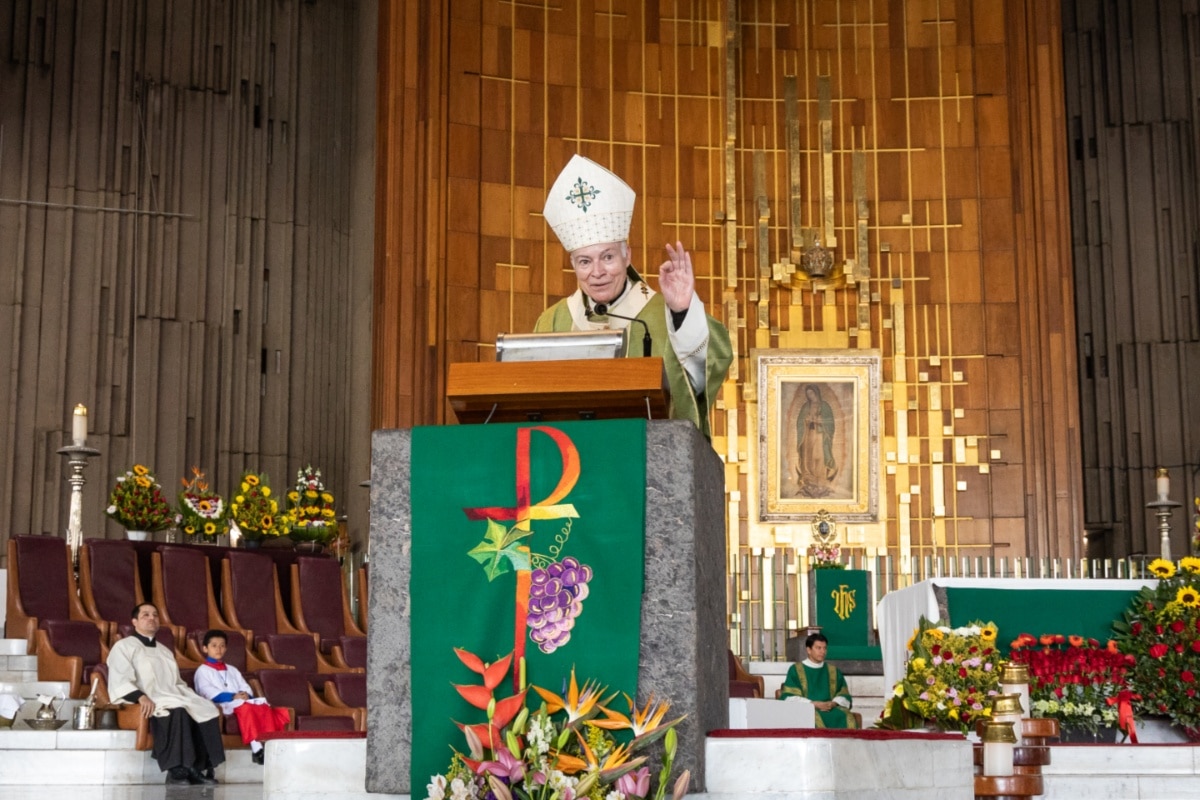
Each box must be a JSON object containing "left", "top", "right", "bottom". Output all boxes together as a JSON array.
[{"left": 376, "top": 0, "right": 1082, "bottom": 566}]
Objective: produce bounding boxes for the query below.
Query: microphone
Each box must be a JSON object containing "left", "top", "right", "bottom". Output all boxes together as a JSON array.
[{"left": 587, "top": 303, "right": 652, "bottom": 357}]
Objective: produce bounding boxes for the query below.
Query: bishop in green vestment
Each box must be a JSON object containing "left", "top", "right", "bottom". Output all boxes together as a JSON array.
[
  {"left": 780, "top": 632, "right": 857, "bottom": 729},
  {"left": 537, "top": 155, "right": 732, "bottom": 438}
]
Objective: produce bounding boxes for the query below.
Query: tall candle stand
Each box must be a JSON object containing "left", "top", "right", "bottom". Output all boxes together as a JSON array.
[
  {"left": 57, "top": 443, "right": 101, "bottom": 570},
  {"left": 1147, "top": 497, "right": 1182, "bottom": 562}
]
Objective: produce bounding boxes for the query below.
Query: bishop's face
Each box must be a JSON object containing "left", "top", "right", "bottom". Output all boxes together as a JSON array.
[{"left": 569, "top": 241, "right": 631, "bottom": 305}]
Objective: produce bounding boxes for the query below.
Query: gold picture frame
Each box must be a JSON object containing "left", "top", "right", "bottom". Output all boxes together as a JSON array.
[{"left": 756, "top": 349, "right": 881, "bottom": 522}]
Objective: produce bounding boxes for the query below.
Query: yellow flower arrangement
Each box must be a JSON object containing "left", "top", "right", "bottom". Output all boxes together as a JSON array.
[
  {"left": 286, "top": 465, "right": 338, "bottom": 545},
  {"left": 107, "top": 464, "right": 177, "bottom": 531},
  {"left": 178, "top": 467, "right": 228, "bottom": 538},
  {"left": 879, "top": 616, "right": 1004, "bottom": 733},
  {"left": 230, "top": 470, "right": 280, "bottom": 540}
]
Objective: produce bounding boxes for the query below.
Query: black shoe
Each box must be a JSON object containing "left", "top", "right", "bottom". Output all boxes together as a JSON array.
[
  {"left": 188, "top": 767, "right": 219, "bottom": 785},
  {"left": 165, "top": 767, "right": 191, "bottom": 785},
  {"left": 251, "top": 749, "right": 265, "bottom": 765}
]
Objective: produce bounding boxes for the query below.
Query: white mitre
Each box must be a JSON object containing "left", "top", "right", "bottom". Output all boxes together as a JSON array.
[{"left": 543, "top": 155, "right": 635, "bottom": 252}]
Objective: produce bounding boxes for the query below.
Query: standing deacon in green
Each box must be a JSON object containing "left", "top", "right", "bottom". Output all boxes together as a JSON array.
[
  {"left": 536, "top": 155, "right": 733, "bottom": 438},
  {"left": 780, "top": 632, "right": 858, "bottom": 728}
]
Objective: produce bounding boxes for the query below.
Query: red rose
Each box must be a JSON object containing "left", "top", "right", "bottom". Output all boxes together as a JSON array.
[
  {"left": 931, "top": 644, "right": 941, "bottom": 655},
  {"left": 1132, "top": 622, "right": 1143, "bottom": 635},
  {"left": 1191, "top": 641, "right": 1200, "bottom": 653},
  {"left": 1159, "top": 668, "right": 1167, "bottom": 678},
  {"left": 959, "top": 667, "right": 967, "bottom": 679},
  {"left": 1177, "top": 644, "right": 1186, "bottom": 654},
  {"left": 1182, "top": 671, "right": 1195, "bottom": 683},
  {"left": 1171, "top": 620, "right": 1186, "bottom": 633},
  {"left": 1156, "top": 625, "right": 1165, "bottom": 635},
  {"left": 1147, "top": 602, "right": 1156, "bottom": 610},
  {"left": 1054, "top": 686, "right": 1064, "bottom": 698},
  {"left": 943, "top": 650, "right": 953, "bottom": 660},
  {"left": 1150, "top": 643, "right": 1169, "bottom": 658},
  {"left": 1189, "top": 689, "right": 1197, "bottom": 698}
]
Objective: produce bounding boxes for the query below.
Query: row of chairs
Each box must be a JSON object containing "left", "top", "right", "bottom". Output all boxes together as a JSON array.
[{"left": 5, "top": 536, "right": 368, "bottom": 699}]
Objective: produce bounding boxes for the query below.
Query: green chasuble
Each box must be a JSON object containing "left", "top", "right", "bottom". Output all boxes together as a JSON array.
[
  {"left": 780, "top": 661, "right": 857, "bottom": 729},
  {"left": 534, "top": 288, "right": 732, "bottom": 439}
]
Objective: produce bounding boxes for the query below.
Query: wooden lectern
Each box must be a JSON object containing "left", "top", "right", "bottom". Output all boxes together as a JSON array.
[{"left": 446, "top": 358, "right": 669, "bottom": 423}]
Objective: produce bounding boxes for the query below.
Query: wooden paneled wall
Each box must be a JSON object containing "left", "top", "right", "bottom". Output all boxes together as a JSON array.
[
  {"left": 0, "top": 0, "right": 372, "bottom": 558},
  {"left": 373, "top": 0, "right": 1084, "bottom": 564},
  {"left": 1065, "top": 0, "right": 1200, "bottom": 557}
]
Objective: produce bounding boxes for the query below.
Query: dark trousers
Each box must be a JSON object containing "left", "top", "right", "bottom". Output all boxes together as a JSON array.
[{"left": 149, "top": 707, "right": 225, "bottom": 774}]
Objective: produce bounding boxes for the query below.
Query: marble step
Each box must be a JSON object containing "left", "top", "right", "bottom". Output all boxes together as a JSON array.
[
  {"left": 0, "top": 728, "right": 263, "bottom": 785},
  {"left": 0, "top": 638, "right": 29, "bottom": 656},
  {"left": 0, "top": 680, "right": 72, "bottom": 699}
]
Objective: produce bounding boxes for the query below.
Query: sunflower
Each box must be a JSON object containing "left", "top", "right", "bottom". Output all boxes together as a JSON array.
[
  {"left": 1176, "top": 586, "right": 1200, "bottom": 608},
  {"left": 135, "top": 476, "right": 152, "bottom": 488},
  {"left": 1179, "top": 556, "right": 1200, "bottom": 574},
  {"left": 245, "top": 474, "right": 260, "bottom": 486},
  {"left": 288, "top": 491, "right": 300, "bottom": 503},
  {"left": 198, "top": 499, "right": 213, "bottom": 513},
  {"left": 132, "top": 464, "right": 150, "bottom": 476},
  {"left": 184, "top": 525, "right": 196, "bottom": 535},
  {"left": 1149, "top": 559, "right": 1177, "bottom": 578},
  {"left": 204, "top": 522, "right": 217, "bottom": 535},
  {"left": 980, "top": 625, "right": 998, "bottom": 643},
  {"left": 305, "top": 489, "right": 319, "bottom": 499},
  {"left": 262, "top": 486, "right": 271, "bottom": 498},
  {"left": 322, "top": 508, "right": 335, "bottom": 518},
  {"left": 321, "top": 492, "right": 334, "bottom": 503}
]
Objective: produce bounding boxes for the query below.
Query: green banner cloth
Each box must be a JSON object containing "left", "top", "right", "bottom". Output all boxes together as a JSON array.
[
  {"left": 815, "top": 569, "right": 871, "bottom": 646},
  {"left": 945, "top": 587, "right": 1138, "bottom": 644},
  {"left": 410, "top": 420, "right": 646, "bottom": 789}
]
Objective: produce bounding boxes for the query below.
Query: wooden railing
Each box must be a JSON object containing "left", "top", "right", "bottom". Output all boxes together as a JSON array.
[{"left": 729, "top": 548, "right": 1163, "bottom": 661}]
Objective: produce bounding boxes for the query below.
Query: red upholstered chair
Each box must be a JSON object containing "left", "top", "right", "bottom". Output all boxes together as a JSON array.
[
  {"left": 323, "top": 672, "right": 367, "bottom": 731},
  {"left": 290, "top": 557, "right": 365, "bottom": 668},
  {"left": 356, "top": 564, "right": 368, "bottom": 634},
  {"left": 340, "top": 636, "right": 367, "bottom": 670},
  {"left": 5, "top": 535, "right": 102, "bottom": 653},
  {"left": 257, "top": 668, "right": 361, "bottom": 731},
  {"left": 80, "top": 539, "right": 144, "bottom": 645},
  {"left": 35, "top": 619, "right": 110, "bottom": 698},
  {"left": 91, "top": 664, "right": 153, "bottom": 751},
  {"left": 728, "top": 649, "right": 764, "bottom": 699},
  {"left": 152, "top": 545, "right": 242, "bottom": 660},
  {"left": 221, "top": 551, "right": 306, "bottom": 648},
  {"left": 257, "top": 632, "right": 359, "bottom": 689}
]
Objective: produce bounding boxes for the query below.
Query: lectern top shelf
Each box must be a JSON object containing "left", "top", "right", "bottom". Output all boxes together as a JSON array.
[{"left": 446, "top": 358, "right": 669, "bottom": 424}]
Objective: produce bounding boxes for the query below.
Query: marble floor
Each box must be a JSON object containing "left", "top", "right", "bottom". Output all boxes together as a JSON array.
[{"left": 0, "top": 786, "right": 268, "bottom": 800}]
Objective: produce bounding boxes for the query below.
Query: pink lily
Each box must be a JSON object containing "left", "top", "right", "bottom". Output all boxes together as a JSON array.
[
  {"left": 616, "top": 766, "right": 651, "bottom": 798},
  {"left": 475, "top": 747, "right": 525, "bottom": 782}
]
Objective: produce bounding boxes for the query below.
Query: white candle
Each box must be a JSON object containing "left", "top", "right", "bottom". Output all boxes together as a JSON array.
[
  {"left": 72, "top": 404, "right": 88, "bottom": 446},
  {"left": 983, "top": 739, "right": 1015, "bottom": 777},
  {"left": 1156, "top": 468, "right": 1169, "bottom": 501}
]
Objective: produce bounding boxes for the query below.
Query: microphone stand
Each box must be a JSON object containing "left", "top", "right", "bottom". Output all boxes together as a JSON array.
[{"left": 587, "top": 303, "right": 652, "bottom": 357}]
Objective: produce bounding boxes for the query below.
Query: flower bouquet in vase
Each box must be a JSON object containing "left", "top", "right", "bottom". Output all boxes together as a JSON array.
[
  {"left": 285, "top": 465, "right": 338, "bottom": 549},
  {"left": 177, "top": 467, "right": 229, "bottom": 540},
  {"left": 878, "top": 616, "right": 1004, "bottom": 733},
  {"left": 229, "top": 471, "right": 280, "bottom": 548},
  {"left": 1114, "top": 557, "right": 1200, "bottom": 741},
  {"left": 107, "top": 464, "right": 178, "bottom": 540},
  {"left": 1008, "top": 632, "right": 1133, "bottom": 741}
]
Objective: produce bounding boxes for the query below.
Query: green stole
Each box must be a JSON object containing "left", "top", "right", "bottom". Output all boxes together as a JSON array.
[{"left": 533, "top": 289, "right": 732, "bottom": 438}]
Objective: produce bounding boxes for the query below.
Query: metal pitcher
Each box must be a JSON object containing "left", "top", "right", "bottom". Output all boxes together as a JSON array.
[{"left": 72, "top": 704, "right": 94, "bottom": 730}]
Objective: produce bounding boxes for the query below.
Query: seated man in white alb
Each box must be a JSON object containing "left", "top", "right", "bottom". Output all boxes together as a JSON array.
[
  {"left": 535, "top": 154, "right": 732, "bottom": 438},
  {"left": 106, "top": 603, "right": 226, "bottom": 785}
]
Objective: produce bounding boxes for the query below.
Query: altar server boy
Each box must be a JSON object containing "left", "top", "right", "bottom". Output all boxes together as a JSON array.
[{"left": 194, "top": 629, "right": 291, "bottom": 763}]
